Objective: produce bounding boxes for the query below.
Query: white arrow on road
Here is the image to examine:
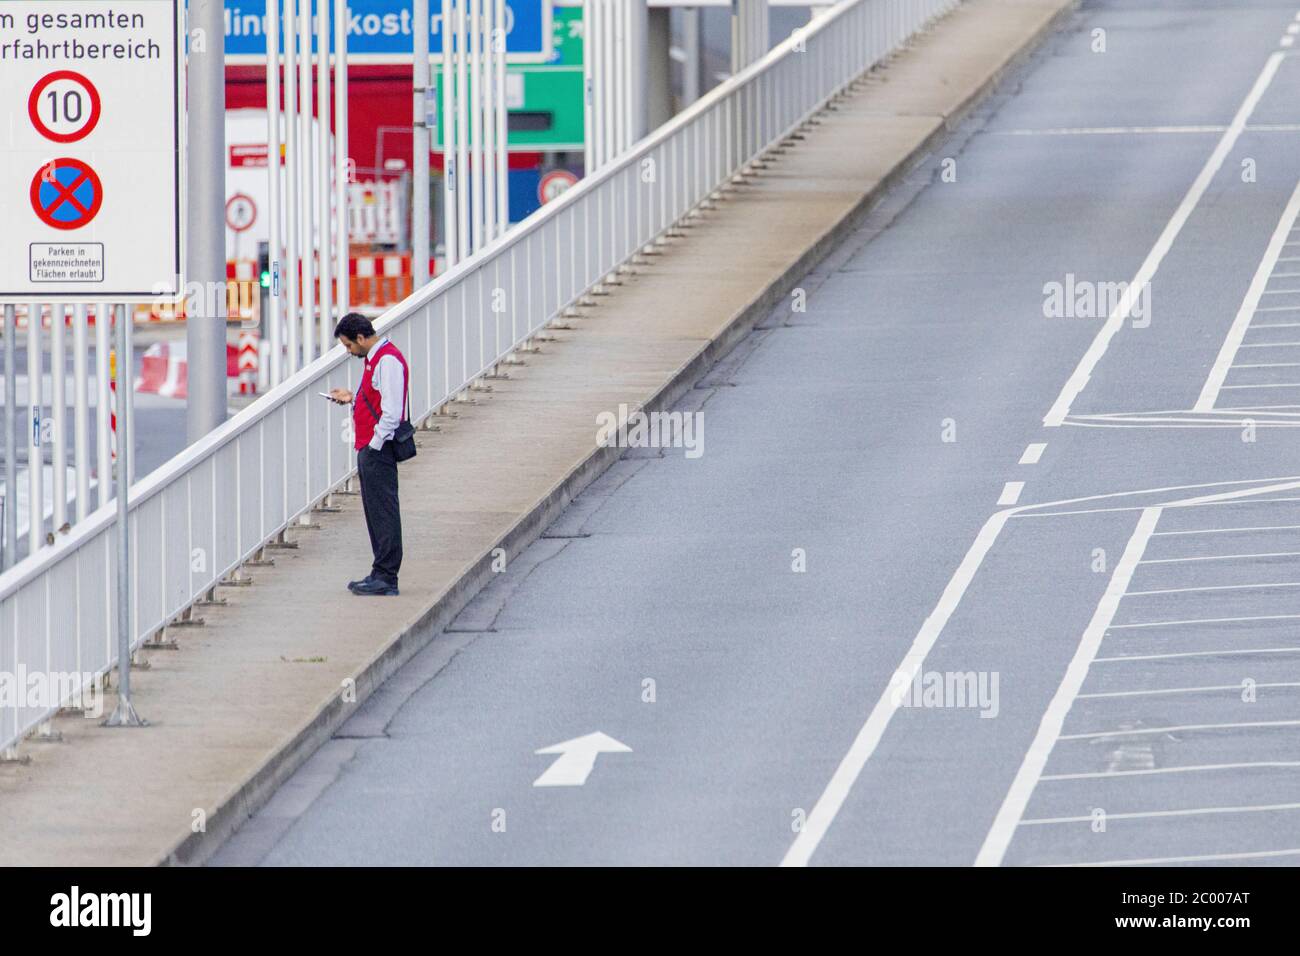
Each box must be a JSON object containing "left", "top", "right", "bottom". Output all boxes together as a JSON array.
[{"left": 533, "top": 732, "right": 632, "bottom": 787}]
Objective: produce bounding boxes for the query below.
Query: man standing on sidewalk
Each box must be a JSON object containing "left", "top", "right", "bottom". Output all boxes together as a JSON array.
[{"left": 329, "top": 314, "right": 409, "bottom": 597}]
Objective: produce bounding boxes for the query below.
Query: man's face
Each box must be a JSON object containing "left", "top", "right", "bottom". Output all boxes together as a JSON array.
[{"left": 339, "top": 335, "right": 368, "bottom": 358}]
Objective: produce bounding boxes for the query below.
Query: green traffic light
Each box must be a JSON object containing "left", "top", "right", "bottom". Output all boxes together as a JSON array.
[{"left": 260, "top": 271, "right": 271, "bottom": 289}]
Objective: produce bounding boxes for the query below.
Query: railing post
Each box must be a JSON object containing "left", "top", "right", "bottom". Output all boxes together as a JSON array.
[{"left": 104, "top": 304, "right": 146, "bottom": 729}]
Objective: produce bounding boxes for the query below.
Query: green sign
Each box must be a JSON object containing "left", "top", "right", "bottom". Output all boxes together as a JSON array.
[{"left": 433, "top": 4, "right": 584, "bottom": 151}]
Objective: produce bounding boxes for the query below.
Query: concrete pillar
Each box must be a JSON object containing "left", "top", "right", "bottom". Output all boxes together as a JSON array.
[{"left": 186, "top": 0, "right": 228, "bottom": 442}]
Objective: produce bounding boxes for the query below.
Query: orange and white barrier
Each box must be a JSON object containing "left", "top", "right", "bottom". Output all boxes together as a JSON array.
[
  {"left": 11, "top": 304, "right": 107, "bottom": 329},
  {"left": 237, "top": 330, "right": 260, "bottom": 395},
  {"left": 348, "top": 253, "right": 437, "bottom": 309},
  {"left": 135, "top": 342, "right": 242, "bottom": 400}
]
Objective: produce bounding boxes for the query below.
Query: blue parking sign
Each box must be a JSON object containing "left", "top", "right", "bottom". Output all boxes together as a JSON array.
[{"left": 224, "top": 0, "right": 554, "bottom": 63}]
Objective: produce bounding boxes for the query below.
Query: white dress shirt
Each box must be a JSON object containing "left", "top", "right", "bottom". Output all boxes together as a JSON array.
[{"left": 366, "top": 337, "right": 405, "bottom": 451}]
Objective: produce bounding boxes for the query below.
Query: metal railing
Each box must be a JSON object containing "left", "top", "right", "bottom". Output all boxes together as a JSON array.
[{"left": 0, "top": 0, "right": 961, "bottom": 754}]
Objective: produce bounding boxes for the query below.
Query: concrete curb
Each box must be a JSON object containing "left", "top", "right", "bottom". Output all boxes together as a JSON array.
[{"left": 165, "top": 0, "right": 1078, "bottom": 866}]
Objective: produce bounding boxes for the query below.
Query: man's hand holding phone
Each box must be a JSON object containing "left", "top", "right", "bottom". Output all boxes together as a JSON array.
[{"left": 325, "top": 388, "right": 352, "bottom": 405}]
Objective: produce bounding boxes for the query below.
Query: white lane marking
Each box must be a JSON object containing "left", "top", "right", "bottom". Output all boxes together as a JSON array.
[
  {"left": 1053, "top": 847, "right": 1300, "bottom": 866},
  {"left": 1231, "top": 359, "right": 1300, "bottom": 365},
  {"left": 1095, "top": 647, "right": 1300, "bottom": 662},
  {"left": 1109, "top": 612, "right": 1300, "bottom": 629},
  {"left": 1023, "top": 802, "right": 1300, "bottom": 825},
  {"left": 974, "top": 508, "right": 1161, "bottom": 867},
  {"left": 1253, "top": 302, "right": 1300, "bottom": 309},
  {"left": 1044, "top": 53, "right": 1286, "bottom": 427},
  {"left": 1140, "top": 550, "right": 1300, "bottom": 564},
  {"left": 1077, "top": 682, "right": 1300, "bottom": 699},
  {"left": 993, "top": 124, "right": 1300, "bottom": 136},
  {"left": 532, "top": 732, "right": 632, "bottom": 787},
  {"left": 1237, "top": 339, "right": 1300, "bottom": 346},
  {"left": 1153, "top": 523, "right": 1300, "bottom": 536},
  {"left": 1078, "top": 405, "right": 1300, "bottom": 417},
  {"left": 997, "top": 481, "right": 1025, "bottom": 505},
  {"left": 1166, "top": 478, "right": 1300, "bottom": 508},
  {"left": 779, "top": 510, "right": 1014, "bottom": 867},
  {"left": 991, "top": 125, "right": 1227, "bottom": 136},
  {"left": 1221, "top": 382, "right": 1300, "bottom": 389},
  {"left": 1286, "top": 36, "right": 1298, "bottom": 48},
  {"left": 1066, "top": 420, "right": 1300, "bottom": 430},
  {"left": 1019, "top": 442, "right": 1047, "bottom": 465},
  {"left": 1060, "top": 719, "right": 1300, "bottom": 740},
  {"left": 1043, "top": 760, "right": 1300, "bottom": 780},
  {"left": 783, "top": 478, "right": 1300, "bottom": 866},
  {"left": 1126, "top": 580, "right": 1300, "bottom": 596},
  {"left": 1011, "top": 475, "right": 1300, "bottom": 516},
  {"left": 1016, "top": 495, "right": 1300, "bottom": 522}
]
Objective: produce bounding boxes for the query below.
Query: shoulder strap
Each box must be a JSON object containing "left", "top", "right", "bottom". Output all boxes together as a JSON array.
[
  {"left": 361, "top": 345, "right": 410, "bottom": 424},
  {"left": 359, "top": 386, "right": 381, "bottom": 424}
]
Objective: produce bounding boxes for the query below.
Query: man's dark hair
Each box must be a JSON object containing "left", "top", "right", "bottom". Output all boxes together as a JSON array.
[{"left": 334, "top": 313, "right": 376, "bottom": 342}]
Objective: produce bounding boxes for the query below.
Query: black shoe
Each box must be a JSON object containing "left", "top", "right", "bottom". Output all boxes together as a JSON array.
[
  {"left": 351, "top": 577, "right": 399, "bottom": 596},
  {"left": 348, "top": 574, "right": 375, "bottom": 592}
]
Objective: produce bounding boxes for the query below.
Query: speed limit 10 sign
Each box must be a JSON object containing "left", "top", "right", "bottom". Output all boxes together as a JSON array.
[
  {"left": 0, "top": 1, "right": 182, "bottom": 303},
  {"left": 28, "top": 70, "right": 103, "bottom": 143}
]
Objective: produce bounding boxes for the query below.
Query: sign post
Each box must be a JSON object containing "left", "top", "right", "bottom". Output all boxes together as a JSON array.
[
  {"left": 0, "top": 1, "right": 183, "bottom": 302},
  {"left": 0, "top": 1, "right": 179, "bottom": 728}
]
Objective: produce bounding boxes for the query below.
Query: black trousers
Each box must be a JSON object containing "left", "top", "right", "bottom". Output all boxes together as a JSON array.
[{"left": 357, "top": 442, "right": 402, "bottom": 585}]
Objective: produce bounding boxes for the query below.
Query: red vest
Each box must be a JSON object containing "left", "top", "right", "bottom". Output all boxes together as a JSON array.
[{"left": 353, "top": 340, "right": 409, "bottom": 450}]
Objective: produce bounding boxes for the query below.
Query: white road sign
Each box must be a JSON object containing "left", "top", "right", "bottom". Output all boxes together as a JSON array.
[{"left": 0, "top": 1, "right": 182, "bottom": 302}]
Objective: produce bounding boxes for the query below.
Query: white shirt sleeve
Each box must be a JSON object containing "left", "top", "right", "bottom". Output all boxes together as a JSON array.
[{"left": 368, "top": 353, "right": 405, "bottom": 450}]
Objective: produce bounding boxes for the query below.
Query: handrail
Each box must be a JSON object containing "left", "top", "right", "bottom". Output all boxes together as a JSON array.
[{"left": 1, "top": 0, "right": 962, "bottom": 753}]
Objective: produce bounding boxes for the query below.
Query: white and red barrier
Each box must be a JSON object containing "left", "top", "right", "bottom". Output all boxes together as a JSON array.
[
  {"left": 237, "top": 330, "right": 260, "bottom": 395},
  {"left": 135, "top": 342, "right": 242, "bottom": 400}
]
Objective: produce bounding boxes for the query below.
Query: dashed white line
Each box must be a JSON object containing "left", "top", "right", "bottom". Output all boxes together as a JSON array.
[
  {"left": 1019, "top": 442, "right": 1047, "bottom": 465},
  {"left": 1045, "top": 53, "right": 1286, "bottom": 427},
  {"left": 997, "top": 481, "right": 1025, "bottom": 505}
]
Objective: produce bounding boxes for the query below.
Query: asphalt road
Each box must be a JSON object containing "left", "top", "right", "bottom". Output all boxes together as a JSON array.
[{"left": 214, "top": 0, "right": 1300, "bottom": 866}]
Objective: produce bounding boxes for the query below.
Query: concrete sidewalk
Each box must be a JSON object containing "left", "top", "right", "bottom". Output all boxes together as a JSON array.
[{"left": 0, "top": 0, "right": 1074, "bottom": 866}]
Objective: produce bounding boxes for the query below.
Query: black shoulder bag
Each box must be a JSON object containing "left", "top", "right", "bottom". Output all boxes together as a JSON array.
[{"left": 359, "top": 364, "right": 418, "bottom": 462}]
